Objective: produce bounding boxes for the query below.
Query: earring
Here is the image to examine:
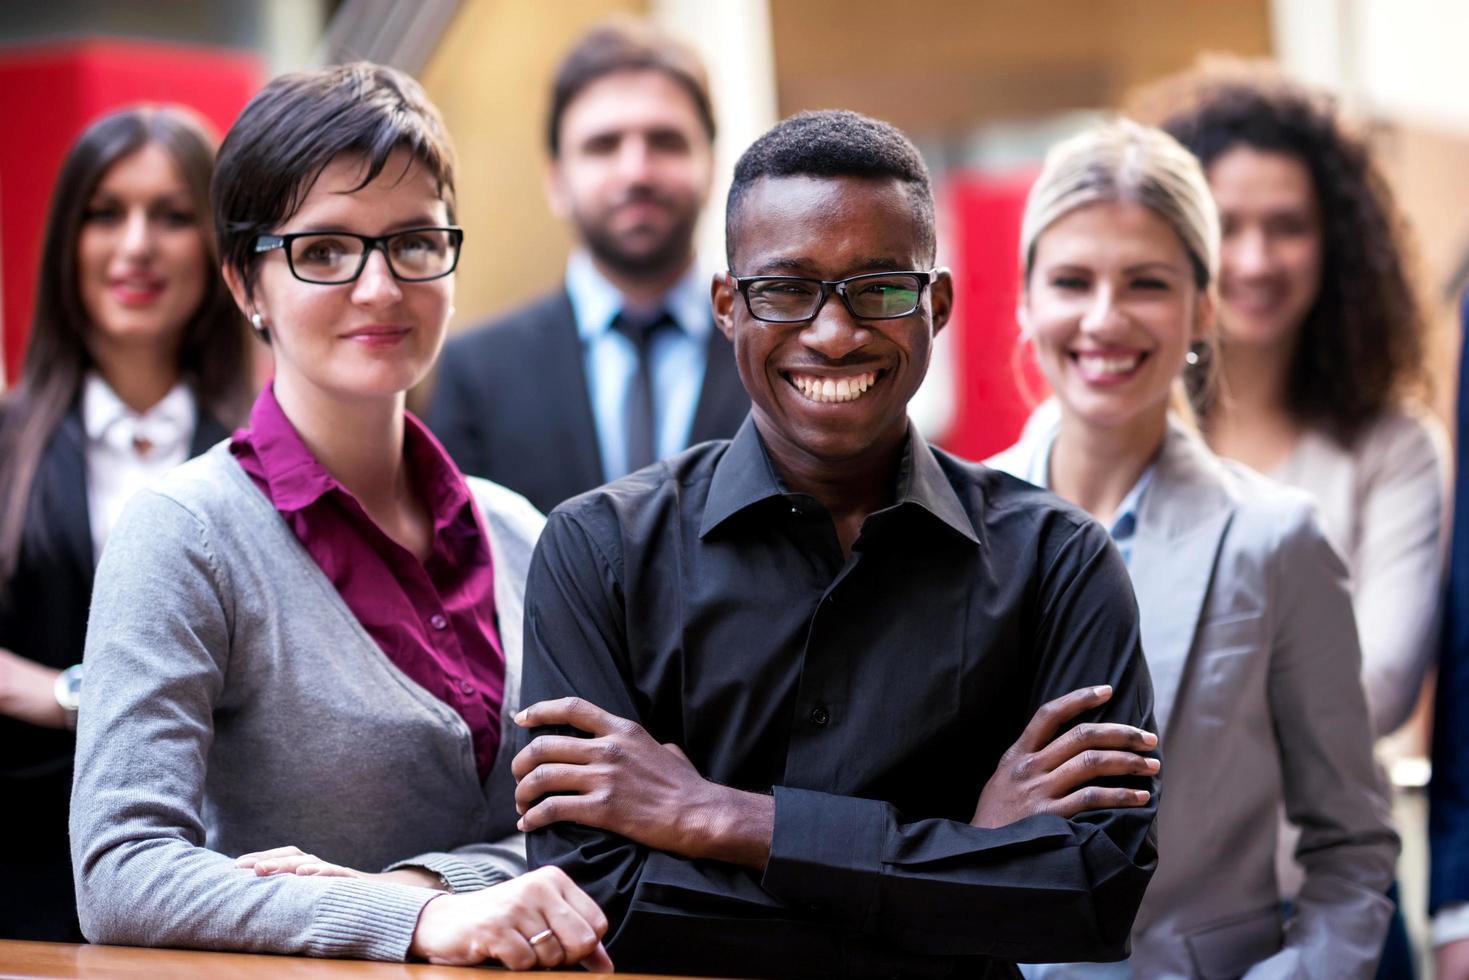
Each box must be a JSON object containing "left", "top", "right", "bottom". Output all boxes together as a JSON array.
[
  {"left": 1184, "top": 349, "right": 1200, "bottom": 366},
  {"left": 250, "top": 313, "right": 265, "bottom": 334}
]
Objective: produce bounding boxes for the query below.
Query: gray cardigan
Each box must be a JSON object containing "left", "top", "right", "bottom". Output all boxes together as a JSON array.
[{"left": 70, "top": 443, "right": 544, "bottom": 960}]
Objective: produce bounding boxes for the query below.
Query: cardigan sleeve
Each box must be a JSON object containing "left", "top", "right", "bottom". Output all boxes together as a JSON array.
[
  {"left": 383, "top": 834, "right": 525, "bottom": 893},
  {"left": 70, "top": 488, "right": 439, "bottom": 959}
]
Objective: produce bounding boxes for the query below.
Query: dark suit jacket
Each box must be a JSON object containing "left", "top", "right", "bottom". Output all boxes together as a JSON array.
[
  {"left": 1433, "top": 290, "right": 1469, "bottom": 917},
  {"left": 428, "top": 288, "right": 749, "bottom": 515},
  {"left": 0, "top": 402, "right": 226, "bottom": 941}
]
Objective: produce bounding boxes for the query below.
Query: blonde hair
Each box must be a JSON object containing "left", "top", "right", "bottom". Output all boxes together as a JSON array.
[
  {"left": 1021, "top": 118, "right": 1219, "bottom": 291},
  {"left": 1018, "top": 119, "right": 1222, "bottom": 426}
]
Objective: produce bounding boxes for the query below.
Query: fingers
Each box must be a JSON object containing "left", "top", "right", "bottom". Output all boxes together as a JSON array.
[
  {"left": 1013, "top": 686, "right": 1113, "bottom": 755},
  {"left": 291, "top": 862, "right": 355, "bottom": 878},
  {"left": 540, "top": 901, "right": 601, "bottom": 967},
  {"left": 518, "top": 791, "right": 601, "bottom": 834},
  {"left": 514, "top": 697, "right": 627, "bottom": 738},
  {"left": 512, "top": 868, "right": 606, "bottom": 970},
  {"left": 1032, "top": 721, "right": 1158, "bottom": 775},
  {"left": 486, "top": 929, "right": 540, "bottom": 972},
  {"left": 1048, "top": 784, "right": 1152, "bottom": 820},
  {"left": 525, "top": 921, "right": 566, "bottom": 970},
  {"left": 235, "top": 845, "right": 307, "bottom": 868},
  {"left": 514, "top": 762, "right": 596, "bottom": 816},
  {"left": 554, "top": 874, "right": 610, "bottom": 941},
  {"left": 243, "top": 852, "right": 326, "bottom": 876},
  {"left": 583, "top": 941, "right": 615, "bottom": 973},
  {"left": 1046, "top": 749, "right": 1160, "bottom": 795},
  {"left": 511, "top": 733, "right": 606, "bottom": 782}
]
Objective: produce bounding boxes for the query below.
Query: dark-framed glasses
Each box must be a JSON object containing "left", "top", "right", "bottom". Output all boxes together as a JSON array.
[
  {"left": 253, "top": 226, "right": 464, "bottom": 284},
  {"left": 730, "top": 269, "right": 944, "bottom": 323}
]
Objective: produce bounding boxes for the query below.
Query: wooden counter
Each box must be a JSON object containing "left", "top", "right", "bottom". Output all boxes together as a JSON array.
[{"left": 0, "top": 941, "right": 693, "bottom": 979}]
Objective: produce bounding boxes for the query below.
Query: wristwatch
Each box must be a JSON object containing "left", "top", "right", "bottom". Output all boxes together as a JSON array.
[{"left": 53, "top": 664, "right": 83, "bottom": 730}]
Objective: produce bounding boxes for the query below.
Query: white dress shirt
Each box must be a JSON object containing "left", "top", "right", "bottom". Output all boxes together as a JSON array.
[
  {"left": 82, "top": 372, "right": 196, "bottom": 562},
  {"left": 564, "top": 251, "right": 713, "bottom": 482}
]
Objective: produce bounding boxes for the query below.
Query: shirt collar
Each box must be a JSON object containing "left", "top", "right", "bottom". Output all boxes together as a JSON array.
[
  {"left": 565, "top": 250, "right": 712, "bottom": 343},
  {"left": 81, "top": 370, "right": 196, "bottom": 448},
  {"left": 239, "top": 384, "right": 472, "bottom": 522},
  {"left": 699, "top": 416, "right": 980, "bottom": 545},
  {"left": 1029, "top": 426, "right": 1156, "bottom": 540}
]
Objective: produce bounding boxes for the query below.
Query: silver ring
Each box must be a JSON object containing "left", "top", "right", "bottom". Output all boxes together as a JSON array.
[{"left": 528, "top": 928, "right": 555, "bottom": 946}]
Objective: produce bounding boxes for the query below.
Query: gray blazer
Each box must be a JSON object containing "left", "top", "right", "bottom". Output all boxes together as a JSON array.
[{"left": 990, "top": 416, "right": 1398, "bottom": 980}]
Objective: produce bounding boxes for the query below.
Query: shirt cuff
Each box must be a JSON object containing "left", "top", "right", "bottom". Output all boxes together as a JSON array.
[
  {"left": 759, "top": 786, "right": 884, "bottom": 928},
  {"left": 309, "top": 878, "right": 439, "bottom": 960},
  {"left": 1434, "top": 902, "right": 1469, "bottom": 947},
  {"left": 383, "top": 852, "right": 513, "bottom": 894}
]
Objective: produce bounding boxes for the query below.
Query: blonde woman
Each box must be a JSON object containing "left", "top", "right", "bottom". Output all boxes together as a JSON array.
[{"left": 989, "top": 120, "right": 1397, "bottom": 978}]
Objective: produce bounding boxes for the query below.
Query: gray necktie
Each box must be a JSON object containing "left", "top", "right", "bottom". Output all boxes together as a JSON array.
[{"left": 612, "top": 311, "right": 676, "bottom": 475}]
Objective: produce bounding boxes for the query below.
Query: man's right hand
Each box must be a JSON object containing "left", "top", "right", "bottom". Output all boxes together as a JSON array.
[
  {"left": 408, "top": 866, "right": 613, "bottom": 972},
  {"left": 971, "top": 685, "right": 1158, "bottom": 829}
]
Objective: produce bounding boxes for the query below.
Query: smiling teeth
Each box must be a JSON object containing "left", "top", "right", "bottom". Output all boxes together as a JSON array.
[
  {"left": 789, "top": 371, "right": 878, "bottom": 403},
  {"left": 1076, "top": 353, "right": 1142, "bottom": 374}
]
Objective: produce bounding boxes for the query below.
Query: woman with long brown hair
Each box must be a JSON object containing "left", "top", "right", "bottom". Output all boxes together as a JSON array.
[
  {"left": 0, "top": 106, "right": 250, "bottom": 941},
  {"left": 1138, "top": 64, "right": 1446, "bottom": 979}
]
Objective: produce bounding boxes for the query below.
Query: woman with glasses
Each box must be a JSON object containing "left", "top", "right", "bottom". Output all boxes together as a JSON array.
[
  {"left": 989, "top": 120, "right": 1397, "bottom": 978},
  {"left": 70, "top": 64, "right": 611, "bottom": 971},
  {"left": 0, "top": 106, "right": 250, "bottom": 943}
]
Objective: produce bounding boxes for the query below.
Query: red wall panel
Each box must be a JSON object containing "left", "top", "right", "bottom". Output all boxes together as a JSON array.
[
  {"left": 0, "top": 38, "right": 264, "bottom": 385},
  {"left": 934, "top": 169, "right": 1049, "bottom": 462}
]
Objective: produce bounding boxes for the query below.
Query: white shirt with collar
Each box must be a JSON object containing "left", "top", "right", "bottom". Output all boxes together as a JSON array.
[
  {"left": 82, "top": 371, "right": 197, "bottom": 562},
  {"left": 564, "top": 251, "right": 713, "bottom": 483}
]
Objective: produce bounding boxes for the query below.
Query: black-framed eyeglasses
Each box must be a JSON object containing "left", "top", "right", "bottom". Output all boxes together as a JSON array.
[
  {"left": 729, "top": 269, "right": 944, "bottom": 323},
  {"left": 253, "top": 226, "right": 464, "bottom": 284}
]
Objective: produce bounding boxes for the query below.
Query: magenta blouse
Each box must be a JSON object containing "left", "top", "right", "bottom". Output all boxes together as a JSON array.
[{"left": 231, "top": 386, "right": 506, "bottom": 778}]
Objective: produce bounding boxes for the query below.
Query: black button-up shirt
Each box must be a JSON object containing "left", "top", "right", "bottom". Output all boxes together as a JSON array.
[{"left": 523, "top": 417, "right": 1158, "bottom": 979}]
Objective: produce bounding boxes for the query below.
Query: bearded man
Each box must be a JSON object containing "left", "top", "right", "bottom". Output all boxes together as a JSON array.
[{"left": 430, "top": 19, "right": 748, "bottom": 513}]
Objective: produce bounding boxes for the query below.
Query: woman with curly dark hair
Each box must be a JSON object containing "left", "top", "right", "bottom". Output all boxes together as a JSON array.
[{"left": 1139, "top": 61, "right": 1447, "bottom": 980}]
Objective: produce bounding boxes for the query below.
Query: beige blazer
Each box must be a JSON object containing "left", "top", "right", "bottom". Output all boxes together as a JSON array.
[
  {"left": 991, "top": 416, "right": 1398, "bottom": 980},
  {"left": 1273, "top": 409, "right": 1449, "bottom": 738}
]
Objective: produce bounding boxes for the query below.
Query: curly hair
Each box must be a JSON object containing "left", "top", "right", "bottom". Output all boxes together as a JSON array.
[
  {"left": 1133, "top": 60, "right": 1428, "bottom": 447},
  {"left": 725, "top": 110, "right": 934, "bottom": 266}
]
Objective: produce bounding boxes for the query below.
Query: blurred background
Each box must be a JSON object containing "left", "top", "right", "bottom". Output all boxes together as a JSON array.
[{"left": 2, "top": 0, "right": 1466, "bottom": 968}]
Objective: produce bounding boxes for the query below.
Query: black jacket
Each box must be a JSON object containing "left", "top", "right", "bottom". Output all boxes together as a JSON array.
[
  {"left": 0, "top": 402, "right": 226, "bottom": 940},
  {"left": 428, "top": 289, "right": 749, "bottom": 515}
]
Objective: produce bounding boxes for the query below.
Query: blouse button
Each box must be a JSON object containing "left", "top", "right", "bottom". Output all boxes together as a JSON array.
[
  {"left": 459, "top": 680, "right": 474, "bottom": 695},
  {"left": 430, "top": 613, "right": 448, "bottom": 631}
]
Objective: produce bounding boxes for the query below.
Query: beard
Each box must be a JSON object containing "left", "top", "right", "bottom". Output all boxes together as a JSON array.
[{"left": 573, "top": 192, "right": 700, "bottom": 280}]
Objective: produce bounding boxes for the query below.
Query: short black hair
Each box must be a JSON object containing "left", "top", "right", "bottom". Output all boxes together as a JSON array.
[
  {"left": 547, "top": 17, "right": 715, "bottom": 157},
  {"left": 213, "top": 62, "right": 456, "bottom": 295},
  {"left": 725, "top": 110, "right": 935, "bottom": 266}
]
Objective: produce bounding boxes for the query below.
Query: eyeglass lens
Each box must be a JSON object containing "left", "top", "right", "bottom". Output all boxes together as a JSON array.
[
  {"left": 746, "top": 275, "right": 924, "bottom": 321},
  {"left": 289, "top": 230, "right": 459, "bottom": 283}
]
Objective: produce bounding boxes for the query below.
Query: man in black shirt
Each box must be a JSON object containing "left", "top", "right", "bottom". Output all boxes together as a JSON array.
[{"left": 511, "top": 110, "right": 1159, "bottom": 978}]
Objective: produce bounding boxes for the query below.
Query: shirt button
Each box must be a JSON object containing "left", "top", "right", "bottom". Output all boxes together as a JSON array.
[
  {"left": 430, "top": 614, "right": 448, "bottom": 631},
  {"left": 459, "top": 680, "right": 474, "bottom": 695},
  {"left": 809, "top": 705, "right": 830, "bottom": 727}
]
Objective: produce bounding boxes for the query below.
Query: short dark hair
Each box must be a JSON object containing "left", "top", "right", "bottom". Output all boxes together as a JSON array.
[
  {"left": 213, "top": 62, "right": 456, "bottom": 296},
  {"left": 1134, "top": 59, "right": 1428, "bottom": 446},
  {"left": 547, "top": 17, "right": 715, "bottom": 157},
  {"left": 725, "top": 110, "right": 935, "bottom": 266}
]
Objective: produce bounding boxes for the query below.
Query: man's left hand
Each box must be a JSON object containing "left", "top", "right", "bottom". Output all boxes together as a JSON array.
[{"left": 512, "top": 698, "right": 771, "bottom": 868}]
